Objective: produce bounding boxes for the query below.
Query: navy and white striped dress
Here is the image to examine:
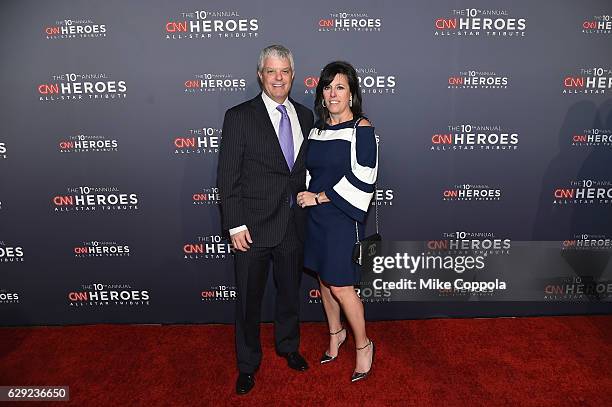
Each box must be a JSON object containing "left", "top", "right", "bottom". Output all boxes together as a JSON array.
[{"left": 304, "top": 119, "right": 378, "bottom": 286}]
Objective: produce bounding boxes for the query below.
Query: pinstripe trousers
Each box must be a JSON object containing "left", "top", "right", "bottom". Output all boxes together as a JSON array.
[{"left": 233, "top": 212, "right": 303, "bottom": 374}]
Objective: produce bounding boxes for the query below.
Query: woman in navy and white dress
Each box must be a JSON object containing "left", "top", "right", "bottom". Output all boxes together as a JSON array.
[{"left": 296, "top": 61, "right": 378, "bottom": 383}]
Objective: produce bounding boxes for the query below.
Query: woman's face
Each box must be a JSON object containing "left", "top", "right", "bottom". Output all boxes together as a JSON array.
[{"left": 322, "top": 73, "right": 352, "bottom": 116}]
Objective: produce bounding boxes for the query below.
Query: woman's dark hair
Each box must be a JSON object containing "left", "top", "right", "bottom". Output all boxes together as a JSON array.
[{"left": 314, "top": 61, "right": 363, "bottom": 128}]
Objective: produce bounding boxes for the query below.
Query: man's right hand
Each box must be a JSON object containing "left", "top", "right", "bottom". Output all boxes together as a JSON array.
[{"left": 231, "top": 229, "right": 253, "bottom": 252}]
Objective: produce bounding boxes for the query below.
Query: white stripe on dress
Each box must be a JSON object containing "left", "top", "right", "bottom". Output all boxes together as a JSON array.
[
  {"left": 332, "top": 176, "right": 373, "bottom": 212},
  {"left": 308, "top": 128, "right": 354, "bottom": 142}
]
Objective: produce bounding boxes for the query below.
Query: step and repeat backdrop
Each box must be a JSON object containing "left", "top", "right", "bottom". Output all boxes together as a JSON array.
[{"left": 1, "top": 0, "right": 612, "bottom": 326}]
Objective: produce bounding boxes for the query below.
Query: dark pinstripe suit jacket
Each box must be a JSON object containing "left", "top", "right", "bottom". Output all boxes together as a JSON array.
[{"left": 217, "top": 93, "right": 314, "bottom": 247}]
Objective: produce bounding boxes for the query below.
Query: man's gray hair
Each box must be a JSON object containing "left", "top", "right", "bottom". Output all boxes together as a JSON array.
[{"left": 257, "top": 44, "right": 294, "bottom": 72}]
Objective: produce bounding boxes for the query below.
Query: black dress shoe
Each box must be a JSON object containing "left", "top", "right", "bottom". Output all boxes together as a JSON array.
[
  {"left": 320, "top": 327, "right": 347, "bottom": 364},
  {"left": 351, "top": 340, "right": 375, "bottom": 383},
  {"left": 280, "top": 351, "right": 309, "bottom": 371},
  {"left": 236, "top": 373, "right": 255, "bottom": 395}
]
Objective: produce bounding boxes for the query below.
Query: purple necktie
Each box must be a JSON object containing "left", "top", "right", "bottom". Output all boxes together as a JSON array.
[{"left": 276, "top": 104, "right": 294, "bottom": 171}]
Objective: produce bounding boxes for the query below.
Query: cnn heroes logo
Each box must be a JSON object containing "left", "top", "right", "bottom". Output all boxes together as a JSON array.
[
  {"left": 448, "top": 70, "right": 509, "bottom": 89},
  {"left": 192, "top": 187, "right": 220, "bottom": 205},
  {"left": 544, "top": 276, "right": 612, "bottom": 301},
  {"left": 571, "top": 128, "right": 612, "bottom": 147},
  {"left": 44, "top": 19, "right": 107, "bottom": 39},
  {"left": 52, "top": 186, "right": 139, "bottom": 212},
  {"left": 553, "top": 180, "right": 612, "bottom": 205},
  {"left": 308, "top": 285, "right": 392, "bottom": 304},
  {"left": 183, "top": 235, "right": 234, "bottom": 260},
  {"left": 185, "top": 73, "right": 246, "bottom": 93},
  {"left": 304, "top": 67, "right": 395, "bottom": 95},
  {"left": 201, "top": 285, "right": 237, "bottom": 301},
  {"left": 435, "top": 8, "right": 526, "bottom": 37},
  {"left": 318, "top": 12, "right": 382, "bottom": 32},
  {"left": 582, "top": 15, "right": 612, "bottom": 35},
  {"left": 38, "top": 73, "right": 127, "bottom": 102},
  {"left": 174, "top": 126, "right": 221, "bottom": 155},
  {"left": 563, "top": 67, "right": 612, "bottom": 95},
  {"left": 562, "top": 234, "right": 612, "bottom": 250},
  {"left": 428, "top": 231, "right": 511, "bottom": 255},
  {"left": 443, "top": 184, "right": 502, "bottom": 201},
  {"left": 431, "top": 123, "right": 519, "bottom": 151},
  {"left": 74, "top": 241, "right": 131, "bottom": 258},
  {"left": 0, "top": 241, "right": 24, "bottom": 262},
  {"left": 68, "top": 283, "right": 150, "bottom": 307},
  {"left": 166, "top": 10, "right": 258, "bottom": 39},
  {"left": 59, "top": 134, "right": 118, "bottom": 153},
  {"left": 0, "top": 289, "right": 19, "bottom": 304}
]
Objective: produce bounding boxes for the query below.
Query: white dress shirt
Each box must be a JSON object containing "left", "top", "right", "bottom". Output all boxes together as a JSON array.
[{"left": 229, "top": 92, "right": 304, "bottom": 236}]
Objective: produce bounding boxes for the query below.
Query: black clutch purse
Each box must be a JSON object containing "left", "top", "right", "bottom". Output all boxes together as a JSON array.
[{"left": 352, "top": 232, "right": 382, "bottom": 266}]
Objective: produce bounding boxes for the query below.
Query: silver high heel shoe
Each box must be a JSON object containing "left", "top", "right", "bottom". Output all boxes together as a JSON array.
[
  {"left": 320, "top": 327, "right": 347, "bottom": 364},
  {"left": 351, "top": 339, "right": 375, "bottom": 382}
]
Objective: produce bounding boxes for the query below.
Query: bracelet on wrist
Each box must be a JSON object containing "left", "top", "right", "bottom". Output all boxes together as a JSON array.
[{"left": 315, "top": 192, "right": 320, "bottom": 205}]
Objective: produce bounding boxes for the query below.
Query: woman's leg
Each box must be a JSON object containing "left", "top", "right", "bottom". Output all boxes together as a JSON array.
[
  {"left": 319, "top": 278, "right": 346, "bottom": 356},
  {"left": 329, "top": 285, "right": 373, "bottom": 373}
]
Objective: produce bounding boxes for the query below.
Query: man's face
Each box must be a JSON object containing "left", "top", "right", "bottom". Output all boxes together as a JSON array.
[{"left": 258, "top": 56, "right": 294, "bottom": 104}]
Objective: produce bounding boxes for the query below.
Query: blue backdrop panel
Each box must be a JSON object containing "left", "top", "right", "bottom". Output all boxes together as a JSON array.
[{"left": 0, "top": 0, "right": 611, "bottom": 325}]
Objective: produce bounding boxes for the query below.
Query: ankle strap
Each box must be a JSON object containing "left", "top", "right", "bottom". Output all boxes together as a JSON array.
[
  {"left": 329, "top": 327, "right": 345, "bottom": 335},
  {"left": 356, "top": 339, "right": 371, "bottom": 350}
]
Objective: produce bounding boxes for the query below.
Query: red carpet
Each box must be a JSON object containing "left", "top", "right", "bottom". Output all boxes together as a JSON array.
[{"left": 1, "top": 316, "right": 611, "bottom": 406}]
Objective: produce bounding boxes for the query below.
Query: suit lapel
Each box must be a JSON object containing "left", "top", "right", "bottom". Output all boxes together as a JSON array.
[
  {"left": 290, "top": 98, "right": 310, "bottom": 173},
  {"left": 251, "top": 94, "right": 290, "bottom": 173}
]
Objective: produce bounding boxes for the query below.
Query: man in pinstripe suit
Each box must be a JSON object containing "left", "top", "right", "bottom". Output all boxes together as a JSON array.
[{"left": 217, "top": 45, "right": 314, "bottom": 395}]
